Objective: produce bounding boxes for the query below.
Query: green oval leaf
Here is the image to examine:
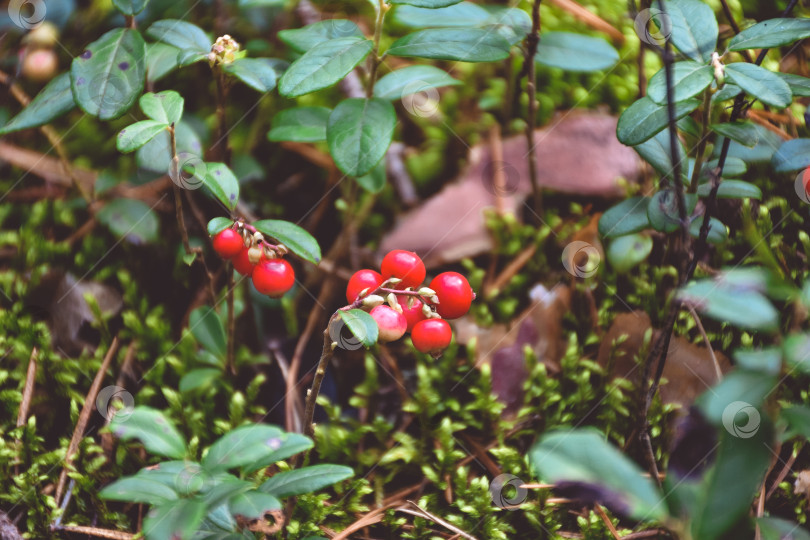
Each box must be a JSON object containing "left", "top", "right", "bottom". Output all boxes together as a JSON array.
[
  {"left": 70, "top": 28, "right": 146, "bottom": 120},
  {"left": 725, "top": 63, "right": 792, "bottom": 108},
  {"left": 136, "top": 120, "right": 203, "bottom": 174},
  {"left": 117, "top": 120, "right": 167, "bottom": 153},
  {"left": 356, "top": 157, "right": 386, "bottom": 193},
  {"left": 772, "top": 138, "right": 810, "bottom": 172},
  {"left": 139, "top": 90, "right": 184, "bottom": 125},
  {"left": 776, "top": 72, "right": 810, "bottom": 97},
  {"left": 598, "top": 196, "right": 651, "bottom": 238},
  {"left": 224, "top": 57, "right": 278, "bottom": 92},
  {"left": 647, "top": 61, "right": 713, "bottom": 104},
  {"left": 337, "top": 309, "right": 379, "bottom": 348},
  {"left": 179, "top": 368, "right": 221, "bottom": 392},
  {"left": 666, "top": 0, "right": 718, "bottom": 63},
  {"left": 99, "top": 476, "right": 178, "bottom": 504},
  {"left": 394, "top": 2, "right": 490, "bottom": 27},
  {"left": 327, "top": 98, "right": 396, "bottom": 177},
  {"left": 247, "top": 433, "right": 313, "bottom": 471},
  {"left": 112, "top": 0, "right": 148, "bottom": 15},
  {"left": 110, "top": 406, "right": 187, "bottom": 459},
  {"left": 252, "top": 219, "right": 322, "bottom": 264},
  {"left": 689, "top": 216, "right": 727, "bottom": 244},
  {"left": 96, "top": 198, "right": 159, "bottom": 245},
  {"left": 607, "top": 233, "right": 653, "bottom": 273},
  {"left": 633, "top": 128, "right": 687, "bottom": 177},
  {"left": 143, "top": 499, "right": 206, "bottom": 540},
  {"left": 390, "top": 0, "right": 461, "bottom": 6},
  {"left": 647, "top": 190, "right": 697, "bottom": 233},
  {"left": 229, "top": 490, "right": 282, "bottom": 519},
  {"left": 278, "top": 20, "right": 364, "bottom": 53},
  {"left": 616, "top": 96, "right": 700, "bottom": 146},
  {"left": 677, "top": 276, "right": 779, "bottom": 331},
  {"left": 535, "top": 31, "right": 619, "bottom": 72},
  {"left": 0, "top": 72, "right": 75, "bottom": 135},
  {"left": 387, "top": 28, "right": 511, "bottom": 62},
  {"left": 147, "top": 19, "right": 211, "bottom": 54},
  {"left": 696, "top": 180, "right": 761, "bottom": 200},
  {"left": 373, "top": 65, "right": 461, "bottom": 100},
  {"left": 146, "top": 42, "right": 180, "bottom": 83},
  {"left": 710, "top": 121, "right": 760, "bottom": 148},
  {"left": 278, "top": 37, "right": 373, "bottom": 98},
  {"left": 207, "top": 217, "right": 234, "bottom": 236},
  {"left": 203, "top": 424, "right": 286, "bottom": 470},
  {"left": 758, "top": 517, "right": 810, "bottom": 540},
  {"left": 189, "top": 306, "right": 227, "bottom": 358},
  {"left": 203, "top": 162, "right": 240, "bottom": 212},
  {"left": 729, "top": 18, "right": 810, "bottom": 51},
  {"left": 268, "top": 106, "right": 331, "bottom": 143},
  {"left": 259, "top": 464, "right": 353, "bottom": 498}
]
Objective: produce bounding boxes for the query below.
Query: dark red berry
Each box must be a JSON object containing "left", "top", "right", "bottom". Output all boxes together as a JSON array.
[
  {"left": 212, "top": 228, "right": 243, "bottom": 259},
  {"left": 232, "top": 247, "right": 256, "bottom": 276},
  {"left": 411, "top": 319, "right": 452, "bottom": 355},
  {"left": 381, "top": 250, "right": 425, "bottom": 289},
  {"left": 346, "top": 269, "right": 384, "bottom": 304},
  {"left": 252, "top": 258, "right": 295, "bottom": 297},
  {"left": 429, "top": 272, "right": 474, "bottom": 320},
  {"left": 397, "top": 294, "right": 427, "bottom": 332}
]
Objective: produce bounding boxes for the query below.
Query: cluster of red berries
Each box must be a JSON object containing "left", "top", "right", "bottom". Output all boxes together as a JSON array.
[
  {"left": 212, "top": 226, "right": 295, "bottom": 298},
  {"left": 346, "top": 250, "right": 474, "bottom": 356}
]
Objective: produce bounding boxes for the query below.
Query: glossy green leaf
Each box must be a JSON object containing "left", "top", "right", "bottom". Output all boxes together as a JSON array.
[
  {"left": 598, "top": 196, "right": 651, "bottom": 238},
  {"left": 394, "top": 2, "right": 490, "bottom": 27},
  {"left": 700, "top": 157, "right": 747, "bottom": 178},
  {"left": 327, "top": 98, "right": 396, "bottom": 177},
  {"left": 337, "top": 309, "right": 378, "bottom": 348},
  {"left": 783, "top": 333, "right": 810, "bottom": 374},
  {"left": 203, "top": 163, "right": 240, "bottom": 212},
  {"left": 143, "top": 499, "right": 206, "bottom": 540},
  {"left": 776, "top": 72, "right": 810, "bottom": 97},
  {"left": 373, "top": 65, "right": 460, "bottom": 100},
  {"left": 390, "top": 0, "right": 461, "bottom": 7},
  {"left": 606, "top": 233, "right": 653, "bottom": 273},
  {"left": 278, "top": 20, "right": 364, "bottom": 53},
  {"left": 689, "top": 216, "right": 727, "bottom": 244},
  {"left": 139, "top": 91, "right": 184, "bottom": 125},
  {"left": 710, "top": 121, "right": 760, "bottom": 148},
  {"left": 616, "top": 97, "right": 700, "bottom": 146},
  {"left": 696, "top": 180, "right": 761, "bottom": 200},
  {"left": 203, "top": 424, "right": 289, "bottom": 470},
  {"left": 529, "top": 429, "right": 666, "bottom": 521},
  {"left": 725, "top": 63, "right": 792, "bottom": 108},
  {"left": 253, "top": 219, "right": 322, "bottom": 264},
  {"left": 387, "top": 28, "right": 511, "bottom": 62},
  {"left": 781, "top": 405, "right": 810, "bottom": 442},
  {"left": 0, "top": 72, "right": 75, "bottom": 135},
  {"left": 116, "top": 120, "right": 167, "bottom": 153},
  {"left": 259, "top": 464, "right": 353, "bottom": 498},
  {"left": 109, "top": 406, "right": 187, "bottom": 459},
  {"left": 268, "top": 106, "right": 330, "bottom": 143},
  {"left": 734, "top": 348, "right": 782, "bottom": 374},
  {"left": 99, "top": 476, "right": 178, "bottom": 504},
  {"left": 147, "top": 19, "right": 211, "bottom": 55},
  {"left": 137, "top": 120, "right": 203, "bottom": 174},
  {"left": 712, "top": 83, "right": 742, "bottom": 102},
  {"left": 647, "top": 61, "right": 713, "bottom": 105},
  {"left": 666, "top": 0, "right": 718, "bottom": 63},
  {"left": 207, "top": 217, "right": 234, "bottom": 236},
  {"left": 179, "top": 368, "right": 221, "bottom": 392},
  {"left": 189, "top": 306, "right": 226, "bottom": 358},
  {"left": 758, "top": 517, "right": 810, "bottom": 540},
  {"left": 729, "top": 18, "right": 810, "bottom": 51},
  {"left": 697, "top": 369, "right": 775, "bottom": 427},
  {"left": 677, "top": 276, "right": 779, "bottom": 331},
  {"left": 633, "top": 128, "right": 687, "bottom": 177},
  {"left": 278, "top": 37, "right": 373, "bottom": 97},
  {"left": 146, "top": 42, "right": 180, "bottom": 83},
  {"left": 112, "top": 0, "right": 148, "bottom": 15},
  {"left": 486, "top": 6, "right": 532, "bottom": 46},
  {"left": 647, "top": 190, "right": 697, "bottom": 233},
  {"left": 535, "top": 32, "right": 619, "bottom": 72},
  {"left": 70, "top": 28, "right": 146, "bottom": 120},
  {"left": 224, "top": 58, "right": 278, "bottom": 92},
  {"left": 97, "top": 198, "right": 159, "bottom": 245},
  {"left": 355, "top": 157, "right": 386, "bottom": 193},
  {"left": 229, "top": 490, "right": 282, "bottom": 519},
  {"left": 719, "top": 123, "right": 783, "bottom": 164},
  {"left": 248, "top": 433, "right": 313, "bottom": 470},
  {"left": 772, "top": 138, "right": 810, "bottom": 172}
]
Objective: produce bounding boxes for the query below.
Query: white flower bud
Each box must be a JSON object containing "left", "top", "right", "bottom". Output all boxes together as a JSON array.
[
  {"left": 362, "top": 294, "right": 385, "bottom": 308},
  {"left": 387, "top": 293, "right": 402, "bottom": 313},
  {"left": 418, "top": 287, "right": 436, "bottom": 296},
  {"left": 248, "top": 246, "right": 263, "bottom": 264},
  {"left": 421, "top": 303, "right": 433, "bottom": 318},
  {"left": 384, "top": 277, "right": 402, "bottom": 286}
]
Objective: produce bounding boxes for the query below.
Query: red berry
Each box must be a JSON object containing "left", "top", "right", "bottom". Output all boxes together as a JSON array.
[
  {"left": 381, "top": 250, "right": 426, "bottom": 289},
  {"left": 370, "top": 305, "right": 407, "bottom": 343},
  {"left": 212, "top": 228, "right": 243, "bottom": 259},
  {"left": 411, "top": 319, "right": 452, "bottom": 355},
  {"left": 232, "top": 247, "right": 255, "bottom": 276},
  {"left": 346, "top": 269, "right": 384, "bottom": 304},
  {"left": 252, "top": 258, "right": 295, "bottom": 297},
  {"left": 397, "top": 294, "right": 427, "bottom": 332},
  {"left": 429, "top": 272, "right": 474, "bottom": 320}
]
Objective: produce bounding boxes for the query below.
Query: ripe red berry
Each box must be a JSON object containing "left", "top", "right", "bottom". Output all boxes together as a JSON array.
[
  {"left": 397, "top": 294, "right": 427, "bottom": 332},
  {"left": 429, "top": 272, "right": 474, "bottom": 320},
  {"left": 346, "top": 269, "right": 384, "bottom": 304},
  {"left": 232, "top": 247, "right": 255, "bottom": 276},
  {"left": 212, "top": 228, "right": 243, "bottom": 259},
  {"left": 411, "top": 319, "right": 452, "bottom": 355},
  {"left": 370, "top": 305, "right": 407, "bottom": 343},
  {"left": 252, "top": 258, "right": 295, "bottom": 297},
  {"left": 381, "top": 250, "right": 426, "bottom": 289}
]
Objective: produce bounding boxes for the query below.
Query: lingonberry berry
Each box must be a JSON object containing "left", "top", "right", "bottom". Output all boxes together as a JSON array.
[
  {"left": 397, "top": 295, "right": 427, "bottom": 331},
  {"left": 429, "top": 272, "right": 474, "bottom": 320},
  {"left": 411, "top": 319, "right": 452, "bottom": 355},
  {"left": 381, "top": 250, "right": 426, "bottom": 289},
  {"left": 252, "top": 258, "right": 295, "bottom": 297},
  {"left": 346, "top": 269, "right": 384, "bottom": 304},
  {"left": 22, "top": 49, "right": 58, "bottom": 82},
  {"left": 232, "top": 247, "right": 255, "bottom": 276},
  {"left": 370, "top": 305, "right": 407, "bottom": 343},
  {"left": 212, "top": 228, "right": 244, "bottom": 259}
]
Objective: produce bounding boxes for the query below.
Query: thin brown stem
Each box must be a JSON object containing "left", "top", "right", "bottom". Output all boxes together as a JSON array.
[
  {"left": 689, "top": 89, "right": 713, "bottom": 192},
  {"left": 213, "top": 67, "right": 231, "bottom": 165},
  {"left": 303, "top": 327, "right": 334, "bottom": 438},
  {"left": 366, "top": 0, "right": 388, "bottom": 98}
]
